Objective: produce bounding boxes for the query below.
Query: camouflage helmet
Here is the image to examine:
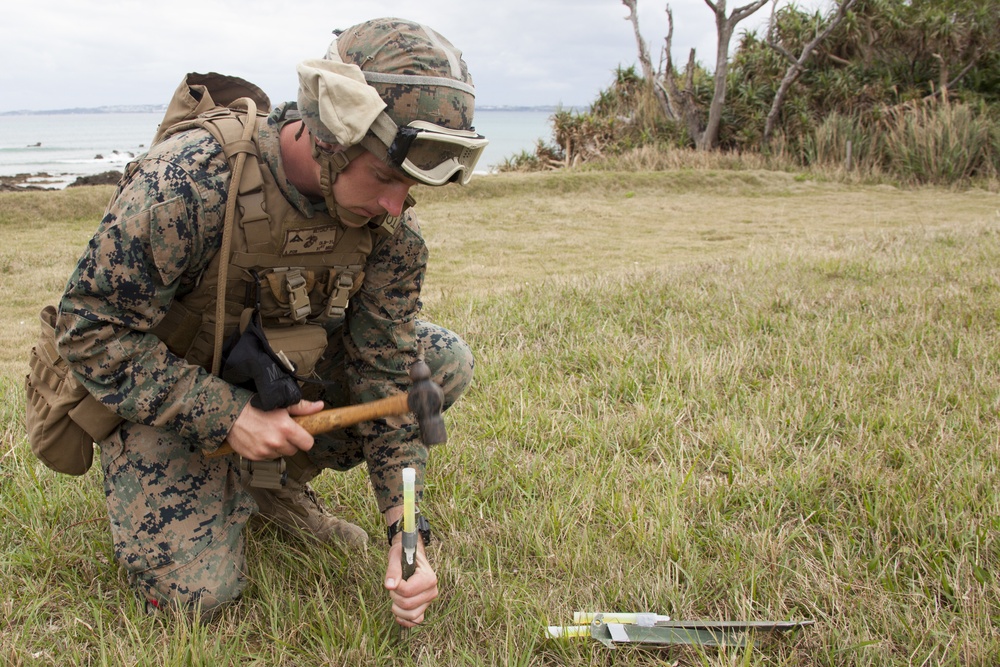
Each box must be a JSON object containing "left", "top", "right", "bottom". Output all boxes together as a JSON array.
[
  {"left": 325, "top": 17, "right": 476, "bottom": 132},
  {"left": 296, "top": 17, "right": 486, "bottom": 195}
]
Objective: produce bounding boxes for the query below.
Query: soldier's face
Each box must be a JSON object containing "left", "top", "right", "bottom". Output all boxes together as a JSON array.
[{"left": 333, "top": 150, "right": 417, "bottom": 226}]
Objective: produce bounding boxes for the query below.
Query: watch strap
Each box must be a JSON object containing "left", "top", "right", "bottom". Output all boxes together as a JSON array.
[{"left": 386, "top": 512, "right": 431, "bottom": 548}]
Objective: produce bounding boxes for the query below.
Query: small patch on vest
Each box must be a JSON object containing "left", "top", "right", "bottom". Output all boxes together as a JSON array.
[{"left": 282, "top": 226, "right": 340, "bottom": 255}]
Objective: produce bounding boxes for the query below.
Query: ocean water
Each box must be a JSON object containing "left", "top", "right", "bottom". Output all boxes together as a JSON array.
[{"left": 0, "top": 109, "right": 555, "bottom": 188}]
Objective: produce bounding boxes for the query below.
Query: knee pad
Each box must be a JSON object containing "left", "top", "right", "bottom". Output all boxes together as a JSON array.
[{"left": 416, "top": 321, "right": 474, "bottom": 410}]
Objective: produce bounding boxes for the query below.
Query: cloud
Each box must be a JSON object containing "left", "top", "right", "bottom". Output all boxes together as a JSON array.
[{"left": 0, "top": 0, "right": 831, "bottom": 112}]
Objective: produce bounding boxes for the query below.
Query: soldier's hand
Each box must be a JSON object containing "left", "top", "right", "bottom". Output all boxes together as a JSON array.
[
  {"left": 225, "top": 399, "right": 324, "bottom": 460},
  {"left": 385, "top": 537, "right": 438, "bottom": 627}
]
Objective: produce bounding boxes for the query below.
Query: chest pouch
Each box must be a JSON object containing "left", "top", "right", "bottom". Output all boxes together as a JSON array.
[
  {"left": 221, "top": 272, "right": 331, "bottom": 411},
  {"left": 220, "top": 309, "right": 303, "bottom": 411}
]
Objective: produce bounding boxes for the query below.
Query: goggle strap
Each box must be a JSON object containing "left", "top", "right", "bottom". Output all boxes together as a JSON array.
[
  {"left": 340, "top": 144, "right": 368, "bottom": 167},
  {"left": 367, "top": 112, "right": 400, "bottom": 151},
  {"left": 387, "top": 127, "right": 420, "bottom": 169},
  {"left": 359, "top": 135, "right": 391, "bottom": 165}
]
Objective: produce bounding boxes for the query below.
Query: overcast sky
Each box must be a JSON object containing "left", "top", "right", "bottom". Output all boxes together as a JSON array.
[{"left": 0, "top": 0, "right": 830, "bottom": 113}]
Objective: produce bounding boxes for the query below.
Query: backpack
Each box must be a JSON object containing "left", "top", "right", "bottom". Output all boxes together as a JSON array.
[{"left": 24, "top": 73, "right": 270, "bottom": 475}]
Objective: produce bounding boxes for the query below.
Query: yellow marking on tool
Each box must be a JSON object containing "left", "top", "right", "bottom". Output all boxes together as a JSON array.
[{"left": 403, "top": 468, "right": 415, "bottom": 533}]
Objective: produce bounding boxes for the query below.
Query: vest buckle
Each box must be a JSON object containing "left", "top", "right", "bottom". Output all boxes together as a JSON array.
[
  {"left": 324, "top": 269, "right": 355, "bottom": 322},
  {"left": 285, "top": 270, "right": 311, "bottom": 323},
  {"left": 240, "top": 457, "right": 287, "bottom": 488}
]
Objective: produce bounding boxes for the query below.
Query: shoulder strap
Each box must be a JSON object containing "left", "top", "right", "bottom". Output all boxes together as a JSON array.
[{"left": 211, "top": 96, "right": 261, "bottom": 376}]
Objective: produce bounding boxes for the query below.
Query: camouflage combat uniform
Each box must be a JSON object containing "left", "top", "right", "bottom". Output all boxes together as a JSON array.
[{"left": 55, "top": 102, "right": 473, "bottom": 610}]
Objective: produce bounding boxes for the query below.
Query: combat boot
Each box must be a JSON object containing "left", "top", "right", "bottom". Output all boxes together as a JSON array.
[{"left": 246, "top": 451, "right": 369, "bottom": 549}]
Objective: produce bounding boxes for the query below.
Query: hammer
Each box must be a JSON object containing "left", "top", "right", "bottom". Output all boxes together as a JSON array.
[{"left": 207, "top": 360, "right": 445, "bottom": 458}]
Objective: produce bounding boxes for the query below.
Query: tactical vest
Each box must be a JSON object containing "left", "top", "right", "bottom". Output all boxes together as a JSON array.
[
  {"left": 144, "top": 73, "right": 406, "bottom": 376},
  {"left": 24, "top": 73, "right": 408, "bottom": 478}
]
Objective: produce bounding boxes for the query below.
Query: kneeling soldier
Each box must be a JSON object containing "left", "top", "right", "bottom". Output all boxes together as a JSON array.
[{"left": 55, "top": 17, "right": 487, "bottom": 625}]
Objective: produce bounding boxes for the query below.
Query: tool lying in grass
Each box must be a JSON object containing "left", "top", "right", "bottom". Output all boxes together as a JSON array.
[
  {"left": 546, "top": 612, "right": 814, "bottom": 649},
  {"left": 207, "top": 360, "right": 446, "bottom": 461}
]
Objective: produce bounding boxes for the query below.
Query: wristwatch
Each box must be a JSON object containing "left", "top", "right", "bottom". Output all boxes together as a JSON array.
[{"left": 386, "top": 511, "right": 432, "bottom": 548}]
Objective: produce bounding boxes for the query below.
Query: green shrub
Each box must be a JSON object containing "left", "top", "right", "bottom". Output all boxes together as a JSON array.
[
  {"left": 803, "top": 112, "right": 876, "bottom": 171},
  {"left": 881, "top": 101, "right": 993, "bottom": 184}
]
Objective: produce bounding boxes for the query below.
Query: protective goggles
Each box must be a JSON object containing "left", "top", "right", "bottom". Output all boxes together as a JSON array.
[{"left": 386, "top": 120, "right": 489, "bottom": 186}]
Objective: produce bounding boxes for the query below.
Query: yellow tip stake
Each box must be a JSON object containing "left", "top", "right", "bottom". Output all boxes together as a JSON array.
[
  {"left": 403, "top": 468, "right": 415, "bottom": 533},
  {"left": 401, "top": 468, "right": 417, "bottom": 581}
]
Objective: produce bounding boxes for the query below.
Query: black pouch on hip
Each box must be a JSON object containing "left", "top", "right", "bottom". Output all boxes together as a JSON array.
[{"left": 220, "top": 309, "right": 302, "bottom": 411}]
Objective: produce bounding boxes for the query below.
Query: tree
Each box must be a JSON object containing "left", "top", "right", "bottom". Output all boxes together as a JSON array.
[
  {"left": 812, "top": 0, "right": 1000, "bottom": 103},
  {"left": 622, "top": 0, "right": 674, "bottom": 121},
  {"left": 623, "top": 0, "right": 770, "bottom": 150},
  {"left": 762, "top": 0, "right": 858, "bottom": 147},
  {"left": 700, "top": 0, "right": 771, "bottom": 149},
  {"left": 907, "top": 0, "right": 999, "bottom": 100}
]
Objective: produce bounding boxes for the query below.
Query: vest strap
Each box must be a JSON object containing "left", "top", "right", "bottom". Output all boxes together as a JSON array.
[
  {"left": 223, "top": 139, "right": 259, "bottom": 159},
  {"left": 240, "top": 457, "right": 287, "bottom": 489},
  {"left": 211, "top": 97, "right": 259, "bottom": 375},
  {"left": 239, "top": 190, "right": 272, "bottom": 254},
  {"left": 285, "top": 270, "right": 312, "bottom": 324},
  {"left": 323, "top": 267, "right": 359, "bottom": 324}
]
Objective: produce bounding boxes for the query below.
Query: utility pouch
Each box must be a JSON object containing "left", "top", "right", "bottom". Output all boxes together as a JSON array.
[
  {"left": 24, "top": 305, "right": 124, "bottom": 475},
  {"left": 260, "top": 324, "right": 328, "bottom": 379},
  {"left": 220, "top": 310, "right": 328, "bottom": 411}
]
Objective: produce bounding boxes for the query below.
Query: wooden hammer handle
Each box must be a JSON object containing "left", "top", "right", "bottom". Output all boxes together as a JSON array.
[
  {"left": 294, "top": 393, "right": 409, "bottom": 434},
  {"left": 206, "top": 393, "right": 410, "bottom": 458}
]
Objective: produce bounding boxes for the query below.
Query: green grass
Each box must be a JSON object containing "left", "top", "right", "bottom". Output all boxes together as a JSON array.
[{"left": 1, "top": 172, "right": 998, "bottom": 665}]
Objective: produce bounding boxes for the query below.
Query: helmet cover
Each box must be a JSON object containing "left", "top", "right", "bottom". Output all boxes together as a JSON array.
[{"left": 327, "top": 17, "right": 476, "bottom": 131}]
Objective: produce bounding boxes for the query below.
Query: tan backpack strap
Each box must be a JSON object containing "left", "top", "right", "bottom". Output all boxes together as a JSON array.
[{"left": 211, "top": 96, "right": 259, "bottom": 376}]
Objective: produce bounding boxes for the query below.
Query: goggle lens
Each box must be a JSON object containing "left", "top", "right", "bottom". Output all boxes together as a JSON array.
[{"left": 388, "top": 122, "right": 488, "bottom": 186}]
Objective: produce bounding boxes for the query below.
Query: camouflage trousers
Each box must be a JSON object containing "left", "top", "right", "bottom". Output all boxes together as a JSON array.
[{"left": 100, "top": 321, "right": 473, "bottom": 613}]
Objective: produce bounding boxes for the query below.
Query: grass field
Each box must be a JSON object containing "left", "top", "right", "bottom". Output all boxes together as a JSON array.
[{"left": 1, "top": 171, "right": 998, "bottom": 665}]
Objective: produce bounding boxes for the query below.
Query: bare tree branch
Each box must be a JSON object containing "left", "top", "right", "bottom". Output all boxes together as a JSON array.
[
  {"left": 699, "top": 0, "right": 770, "bottom": 149},
  {"left": 763, "top": 0, "right": 858, "bottom": 146},
  {"left": 947, "top": 47, "right": 981, "bottom": 92},
  {"left": 729, "top": 0, "right": 770, "bottom": 25},
  {"left": 622, "top": 0, "right": 675, "bottom": 120},
  {"left": 823, "top": 51, "right": 852, "bottom": 67},
  {"left": 766, "top": 36, "right": 800, "bottom": 67},
  {"left": 622, "top": 0, "right": 774, "bottom": 151},
  {"left": 659, "top": 5, "right": 706, "bottom": 145}
]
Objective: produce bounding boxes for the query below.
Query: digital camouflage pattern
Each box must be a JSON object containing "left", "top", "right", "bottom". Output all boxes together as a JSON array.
[
  {"left": 56, "top": 104, "right": 473, "bottom": 610},
  {"left": 329, "top": 17, "right": 477, "bottom": 131}
]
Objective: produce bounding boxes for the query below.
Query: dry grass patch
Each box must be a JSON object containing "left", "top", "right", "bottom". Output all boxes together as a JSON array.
[{"left": 415, "top": 171, "right": 999, "bottom": 302}]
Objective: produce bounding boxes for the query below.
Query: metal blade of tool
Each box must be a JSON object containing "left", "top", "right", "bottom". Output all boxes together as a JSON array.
[
  {"left": 593, "top": 622, "right": 747, "bottom": 649},
  {"left": 549, "top": 614, "right": 815, "bottom": 649}
]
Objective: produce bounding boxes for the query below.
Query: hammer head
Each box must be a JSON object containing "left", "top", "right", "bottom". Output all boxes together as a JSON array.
[{"left": 406, "top": 360, "right": 447, "bottom": 445}]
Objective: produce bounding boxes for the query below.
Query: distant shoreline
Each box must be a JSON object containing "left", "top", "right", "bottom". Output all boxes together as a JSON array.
[{"left": 0, "top": 171, "right": 121, "bottom": 191}]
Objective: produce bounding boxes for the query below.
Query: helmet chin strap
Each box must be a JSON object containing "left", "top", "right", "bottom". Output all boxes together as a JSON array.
[{"left": 312, "top": 142, "right": 371, "bottom": 227}]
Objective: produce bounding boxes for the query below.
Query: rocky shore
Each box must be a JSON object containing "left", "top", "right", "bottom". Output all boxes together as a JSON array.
[{"left": 0, "top": 170, "right": 122, "bottom": 192}]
